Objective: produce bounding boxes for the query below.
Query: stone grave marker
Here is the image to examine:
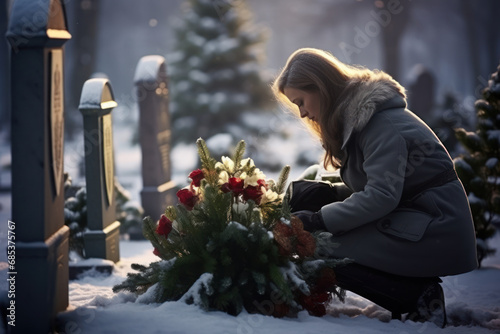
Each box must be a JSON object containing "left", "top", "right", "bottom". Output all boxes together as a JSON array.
[
  {"left": 134, "top": 55, "right": 176, "bottom": 224},
  {"left": 6, "top": 0, "right": 71, "bottom": 332},
  {"left": 79, "top": 78, "right": 120, "bottom": 263}
]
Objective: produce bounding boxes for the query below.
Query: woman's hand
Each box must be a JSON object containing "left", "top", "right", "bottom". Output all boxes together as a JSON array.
[{"left": 292, "top": 210, "right": 326, "bottom": 232}]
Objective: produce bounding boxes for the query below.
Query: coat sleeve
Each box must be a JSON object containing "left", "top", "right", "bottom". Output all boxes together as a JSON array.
[
  {"left": 331, "top": 182, "right": 354, "bottom": 201},
  {"left": 320, "top": 114, "right": 408, "bottom": 234}
]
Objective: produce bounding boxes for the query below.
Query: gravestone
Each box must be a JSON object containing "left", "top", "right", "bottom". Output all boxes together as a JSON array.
[
  {"left": 6, "top": 0, "right": 71, "bottom": 332},
  {"left": 408, "top": 64, "right": 436, "bottom": 125},
  {"left": 134, "top": 55, "right": 176, "bottom": 221},
  {"left": 79, "top": 78, "right": 120, "bottom": 263}
]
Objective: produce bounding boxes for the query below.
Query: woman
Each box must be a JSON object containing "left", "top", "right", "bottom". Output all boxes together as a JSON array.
[{"left": 273, "top": 48, "right": 477, "bottom": 327}]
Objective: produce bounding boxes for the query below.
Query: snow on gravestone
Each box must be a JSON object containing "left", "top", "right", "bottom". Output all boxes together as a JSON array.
[
  {"left": 79, "top": 78, "right": 120, "bottom": 263},
  {"left": 134, "top": 55, "right": 176, "bottom": 227},
  {"left": 6, "top": 0, "right": 71, "bottom": 332}
]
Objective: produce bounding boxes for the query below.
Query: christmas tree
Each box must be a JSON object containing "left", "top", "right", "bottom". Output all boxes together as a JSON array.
[
  {"left": 454, "top": 64, "right": 500, "bottom": 266},
  {"left": 114, "top": 139, "right": 346, "bottom": 317},
  {"left": 168, "top": 0, "right": 273, "bottom": 144}
]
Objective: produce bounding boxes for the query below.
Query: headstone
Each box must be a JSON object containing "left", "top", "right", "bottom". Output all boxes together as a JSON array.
[
  {"left": 79, "top": 78, "right": 120, "bottom": 263},
  {"left": 134, "top": 55, "right": 176, "bottom": 221},
  {"left": 6, "top": 0, "right": 71, "bottom": 332},
  {"left": 408, "top": 64, "right": 436, "bottom": 125}
]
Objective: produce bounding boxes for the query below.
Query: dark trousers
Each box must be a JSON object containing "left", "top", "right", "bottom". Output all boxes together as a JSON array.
[{"left": 334, "top": 262, "right": 440, "bottom": 316}]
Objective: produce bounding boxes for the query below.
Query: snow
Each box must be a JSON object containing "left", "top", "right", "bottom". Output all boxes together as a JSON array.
[
  {"left": 6, "top": 0, "right": 50, "bottom": 38},
  {"left": 468, "top": 193, "right": 487, "bottom": 206},
  {"left": 178, "top": 273, "right": 214, "bottom": 305},
  {"left": 206, "top": 133, "right": 234, "bottom": 156},
  {"left": 486, "top": 157, "right": 499, "bottom": 170},
  {"left": 186, "top": 31, "right": 206, "bottom": 48},
  {"left": 453, "top": 157, "right": 474, "bottom": 174},
  {"left": 133, "top": 55, "right": 165, "bottom": 84},
  {"left": 188, "top": 69, "right": 210, "bottom": 84},
  {"left": 69, "top": 254, "right": 115, "bottom": 268},
  {"left": 200, "top": 17, "right": 218, "bottom": 30},
  {"left": 227, "top": 221, "right": 248, "bottom": 231},
  {"left": 79, "top": 78, "right": 116, "bottom": 110},
  {"left": 487, "top": 130, "right": 500, "bottom": 142},
  {"left": 53, "top": 232, "right": 500, "bottom": 333},
  {"left": 170, "top": 143, "right": 199, "bottom": 186},
  {"left": 279, "top": 261, "right": 308, "bottom": 293}
]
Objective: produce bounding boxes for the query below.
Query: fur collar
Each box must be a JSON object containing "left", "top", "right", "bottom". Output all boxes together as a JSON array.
[{"left": 339, "top": 73, "right": 406, "bottom": 149}]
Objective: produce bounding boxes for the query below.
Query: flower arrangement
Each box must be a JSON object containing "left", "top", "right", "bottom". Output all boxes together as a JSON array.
[{"left": 114, "top": 139, "right": 344, "bottom": 317}]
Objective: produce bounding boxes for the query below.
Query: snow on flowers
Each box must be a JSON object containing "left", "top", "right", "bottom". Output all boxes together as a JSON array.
[{"left": 114, "top": 138, "right": 344, "bottom": 318}]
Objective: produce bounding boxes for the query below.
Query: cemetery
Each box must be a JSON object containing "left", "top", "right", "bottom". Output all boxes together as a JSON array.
[{"left": 0, "top": 0, "right": 499, "bottom": 333}]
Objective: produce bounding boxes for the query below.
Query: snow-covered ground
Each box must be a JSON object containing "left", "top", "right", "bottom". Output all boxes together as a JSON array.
[{"left": 55, "top": 233, "right": 500, "bottom": 334}]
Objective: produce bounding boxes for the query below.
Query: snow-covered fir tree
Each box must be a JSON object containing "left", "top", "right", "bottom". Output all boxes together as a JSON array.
[
  {"left": 168, "top": 0, "right": 273, "bottom": 145},
  {"left": 454, "top": 64, "right": 500, "bottom": 266}
]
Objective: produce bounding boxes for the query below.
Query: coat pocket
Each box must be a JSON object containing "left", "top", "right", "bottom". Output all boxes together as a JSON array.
[{"left": 376, "top": 209, "right": 433, "bottom": 242}]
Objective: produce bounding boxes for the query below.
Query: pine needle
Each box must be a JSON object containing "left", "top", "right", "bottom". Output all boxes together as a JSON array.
[
  {"left": 232, "top": 140, "right": 246, "bottom": 168},
  {"left": 196, "top": 138, "right": 216, "bottom": 170},
  {"left": 275, "top": 165, "right": 291, "bottom": 194}
]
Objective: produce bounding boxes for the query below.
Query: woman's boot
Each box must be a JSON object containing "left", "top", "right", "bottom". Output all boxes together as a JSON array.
[{"left": 333, "top": 263, "right": 446, "bottom": 327}]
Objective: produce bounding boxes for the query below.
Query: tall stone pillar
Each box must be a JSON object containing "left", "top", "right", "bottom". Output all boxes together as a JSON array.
[
  {"left": 6, "top": 0, "right": 70, "bottom": 332},
  {"left": 134, "top": 55, "right": 176, "bottom": 220},
  {"left": 79, "top": 78, "right": 120, "bottom": 262}
]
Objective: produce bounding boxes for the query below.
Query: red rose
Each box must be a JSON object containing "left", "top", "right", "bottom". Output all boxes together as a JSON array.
[
  {"left": 153, "top": 248, "right": 161, "bottom": 257},
  {"left": 257, "top": 179, "right": 267, "bottom": 188},
  {"left": 299, "top": 292, "right": 328, "bottom": 317},
  {"left": 156, "top": 214, "right": 173, "bottom": 237},
  {"left": 311, "top": 291, "right": 330, "bottom": 304},
  {"left": 228, "top": 177, "right": 244, "bottom": 195},
  {"left": 189, "top": 169, "right": 205, "bottom": 187},
  {"left": 242, "top": 185, "right": 263, "bottom": 204},
  {"left": 221, "top": 183, "right": 232, "bottom": 193},
  {"left": 177, "top": 188, "right": 198, "bottom": 210}
]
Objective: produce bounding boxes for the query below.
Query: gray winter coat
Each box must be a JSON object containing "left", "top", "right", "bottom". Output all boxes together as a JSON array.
[{"left": 320, "top": 77, "right": 478, "bottom": 277}]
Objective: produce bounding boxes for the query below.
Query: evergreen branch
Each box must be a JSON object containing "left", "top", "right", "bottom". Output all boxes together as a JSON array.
[
  {"left": 232, "top": 140, "right": 246, "bottom": 169},
  {"left": 165, "top": 206, "right": 177, "bottom": 221},
  {"left": 280, "top": 195, "right": 292, "bottom": 220},
  {"left": 196, "top": 138, "right": 216, "bottom": 170},
  {"left": 113, "top": 262, "right": 159, "bottom": 294},
  {"left": 275, "top": 165, "right": 291, "bottom": 195}
]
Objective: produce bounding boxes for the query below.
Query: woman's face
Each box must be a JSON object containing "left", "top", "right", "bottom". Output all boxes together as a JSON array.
[{"left": 283, "top": 87, "right": 321, "bottom": 122}]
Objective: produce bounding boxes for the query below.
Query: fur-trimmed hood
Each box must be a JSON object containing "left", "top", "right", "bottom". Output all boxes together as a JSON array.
[{"left": 339, "top": 73, "right": 407, "bottom": 150}]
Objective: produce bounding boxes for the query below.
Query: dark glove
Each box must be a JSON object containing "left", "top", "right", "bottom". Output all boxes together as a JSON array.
[
  {"left": 288, "top": 180, "right": 338, "bottom": 212},
  {"left": 292, "top": 210, "right": 326, "bottom": 232}
]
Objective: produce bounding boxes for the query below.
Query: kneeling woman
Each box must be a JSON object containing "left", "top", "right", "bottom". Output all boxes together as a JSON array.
[{"left": 273, "top": 48, "right": 477, "bottom": 327}]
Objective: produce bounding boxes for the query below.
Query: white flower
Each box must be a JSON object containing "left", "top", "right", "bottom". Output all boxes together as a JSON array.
[
  {"left": 253, "top": 168, "right": 266, "bottom": 180},
  {"left": 244, "top": 173, "right": 260, "bottom": 187},
  {"left": 232, "top": 201, "right": 249, "bottom": 213},
  {"left": 239, "top": 172, "right": 247, "bottom": 180},
  {"left": 260, "top": 189, "right": 279, "bottom": 205},
  {"left": 218, "top": 171, "right": 229, "bottom": 185},
  {"left": 240, "top": 158, "right": 255, "bottom": 168},
  {"left": 219, "top": 156, "right": 235, "bottom": 173}
]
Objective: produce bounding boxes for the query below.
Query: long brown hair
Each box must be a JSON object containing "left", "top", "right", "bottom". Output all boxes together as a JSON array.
[{"left": 273, "top": 48, "right": 374, "bottom": 169}]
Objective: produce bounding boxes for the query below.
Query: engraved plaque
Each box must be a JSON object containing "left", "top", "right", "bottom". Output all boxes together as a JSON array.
[
  {"left": 50, "top": 49, "right": 64, "bottom": 196},
  {"left": 102, "top": 114, "right": 114, "bottom": 206}
]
